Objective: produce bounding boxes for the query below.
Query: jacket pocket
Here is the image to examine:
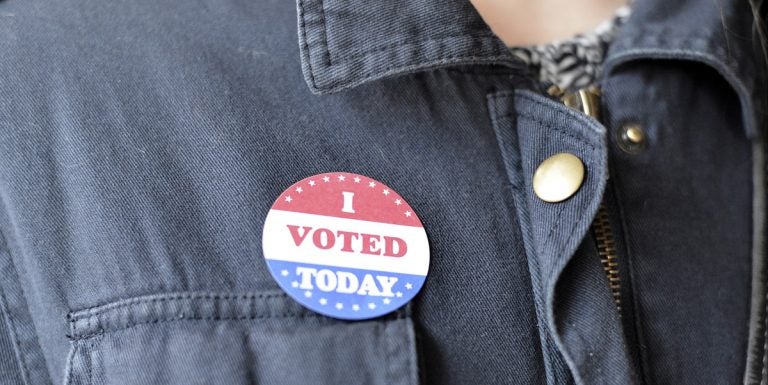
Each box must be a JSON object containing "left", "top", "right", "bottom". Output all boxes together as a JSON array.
[{"left": 63, "top": 291, "right": 418, "bottom": 385}]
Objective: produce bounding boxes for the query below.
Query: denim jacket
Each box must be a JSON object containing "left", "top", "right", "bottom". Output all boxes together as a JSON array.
[{"left": 0, "top": 0, "right": 765, "bottom": 384}]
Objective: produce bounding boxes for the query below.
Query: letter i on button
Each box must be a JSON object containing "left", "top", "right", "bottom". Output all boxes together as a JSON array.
[{"left": 262, "top": 172, "right": 430, "bottom": 320}]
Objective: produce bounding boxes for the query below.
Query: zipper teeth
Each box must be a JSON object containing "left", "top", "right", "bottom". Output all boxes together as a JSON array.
[
  {"left": 553, "top": 86, "right": 623, "bottom": 314},
  {"left": 592, "top": 203, "right": 622, "bottom": 312}
]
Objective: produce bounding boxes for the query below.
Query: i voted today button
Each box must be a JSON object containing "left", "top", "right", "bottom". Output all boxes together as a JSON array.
[{"left": 262, "top": 172, "right": 430, "bottom": 320}]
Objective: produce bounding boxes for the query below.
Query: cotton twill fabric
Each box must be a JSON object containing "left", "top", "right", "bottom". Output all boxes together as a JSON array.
[{"left": 0, "top": 0, "right": 764, "bottom": 384}]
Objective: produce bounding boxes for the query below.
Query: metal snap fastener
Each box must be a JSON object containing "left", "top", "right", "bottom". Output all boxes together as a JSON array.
[
  {"left": 533, "top": 153, "right": 585, "bottom": 203},
  {"left": 617, "top": 123, "right": 647, "bottom": 154}
]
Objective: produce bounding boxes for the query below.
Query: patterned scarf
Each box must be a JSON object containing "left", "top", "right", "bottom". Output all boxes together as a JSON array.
[{"left": 508, "top": 6, "right": 631, "bottom": 91}]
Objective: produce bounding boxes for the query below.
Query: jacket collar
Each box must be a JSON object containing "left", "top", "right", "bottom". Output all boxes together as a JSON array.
[{"left": 297, "top": 0, "right": 764, "bottom": 136}]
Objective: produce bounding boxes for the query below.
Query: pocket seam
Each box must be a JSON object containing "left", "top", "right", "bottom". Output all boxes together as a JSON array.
[
  {"left": 69, "top": 292, "right": 289, "bottom": 321},
  {"left": 63, "top": 337, "right": 79, "bottom": 385},
  {"left": 64, "top": 291, "right": 417, "bottom": 385},
  {"left": 67, "top": 291, "right": 409, "bottom": 341}
]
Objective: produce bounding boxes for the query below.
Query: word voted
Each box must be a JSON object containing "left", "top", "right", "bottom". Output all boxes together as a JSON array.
[
  {"left": 287, "top": 225, "right": 407, "bottom": 257},
  {"left": 296, "top": 266, "right": 398, "bottom": 297},
  {"left": 286, "top": 191, "right": 409, "bottom": 257}
]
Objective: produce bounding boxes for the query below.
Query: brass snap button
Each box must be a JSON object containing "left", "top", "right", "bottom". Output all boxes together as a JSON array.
[
  {"left": 617, "top": 123, "right": 647, "bottom": 154},
  {"left": 533, "top": 153, "right": 585, "bottom": 203}
]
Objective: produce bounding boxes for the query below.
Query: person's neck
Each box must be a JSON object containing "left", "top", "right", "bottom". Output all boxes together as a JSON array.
[{"left": 469, "top": 0, "right": 627, "bottom": 47}]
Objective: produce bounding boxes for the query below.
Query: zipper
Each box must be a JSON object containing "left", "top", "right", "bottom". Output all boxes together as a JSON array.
[
  {"left": 548, "top": 85, "right": 623, "bottom": 313},
  {"left": 592, "top": 204, "right": 622, "bottom": 311}
]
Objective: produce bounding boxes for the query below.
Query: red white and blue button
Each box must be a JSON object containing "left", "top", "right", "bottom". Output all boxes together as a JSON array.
[{"left": 262, "top": 172, "right": 429, "bottom": 320}]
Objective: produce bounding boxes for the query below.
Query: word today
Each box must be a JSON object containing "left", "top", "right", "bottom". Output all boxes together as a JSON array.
[{"left": 295, "top": 266, "right": 399, "bottom": 297}]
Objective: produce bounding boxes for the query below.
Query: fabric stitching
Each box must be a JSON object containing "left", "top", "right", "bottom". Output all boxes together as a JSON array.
[
  {"left": 69, "top": 292, "right": 289, "bottom": 321},
  {"left": 316, "top": 53, "right": 513, "bottom": 91},
  {"left": 72, "top": 314, "right": 317, "bottom": 341},
  {"left": 553, "top": 146, "right": 601, "bottom": 266},
  {"left": 333, "top": 33, "right": 500, "bottom": 62},
  {"left": 761, "top": 292, "right": 768, "bottom": 384},
  {"left": 0, "top": 218, "right": 44, "bottom": 385},
  {"left": 70, "top": 312, "right": 407, "bottom": 342},
  {"left": 317, "top": 0, "right": 331, "bottom": 66},
  {"left": 63, "top": 341, "right": 78, "bottom": 385},
  {"left": 752, "top": 140, "right": 768, "bottom": 385},
  {"left": 0, "top": 279, "right": 31, "bottom": 385},
  {"left": 611, "top": 54, "right": 755, "bottom": 137},
  {"left": 516, "top": 92, "right": 605, "bottom": 138},
  {"left": 540, "top": 204, "right": 571, "bottom": 252},
  {"left": 763, "top": 141, "right": 768, "bottom": 385},
  {"left": 538, "top": 141, "right": 598, "bottom": 269},
  {"left": 544, "top": 145, "right": 602, "bottom": 385},
  {"left": 487, "top": 92, "right": 558, "bottom": 385},
  {"left": 608, "top": 166, "right": 652, "bottom": 385},
  {"left": 87, "top": 339, "right": 94, "bottom": 385},
  {"left": 444, "top": 69, "right": 523, "bottom": 77},
  {"left": 298, "top": 0, "right": 320, "bottom": 89},
  {"left": 611, "top": 34, "right": 734, "bottom": 55}
]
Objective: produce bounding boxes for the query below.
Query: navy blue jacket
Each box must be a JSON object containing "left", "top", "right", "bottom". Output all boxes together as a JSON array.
[{"left": 0, "top": 0, "right": 765, "bottom": 384}]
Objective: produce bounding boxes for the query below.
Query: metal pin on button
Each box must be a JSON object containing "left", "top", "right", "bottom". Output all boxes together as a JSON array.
[
  {"left": 617, "top": 123, "right": 647, "bottom": 154},
  {"left": 533, "top": 153, "right": 585, "bottom": 203}
]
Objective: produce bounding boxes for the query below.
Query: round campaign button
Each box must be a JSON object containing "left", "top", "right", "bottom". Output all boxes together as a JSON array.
[{"left": 262, "top": 172, "right": 429, "bottom": 320}]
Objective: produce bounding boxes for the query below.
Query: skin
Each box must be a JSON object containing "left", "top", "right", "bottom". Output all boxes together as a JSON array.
[{"left": 469, "top": 0, "right": 628, "bottom": 46}]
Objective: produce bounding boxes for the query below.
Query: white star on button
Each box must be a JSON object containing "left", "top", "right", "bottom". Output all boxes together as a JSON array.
[
  {"left": 352, "top": 304, "right": 360, "bottom": 311},
  {"left": 291, "top": 281, "right": 299, "bottom": 288},
  {"left": 304, "top": 291, "right": 312, "bottom": 298},
  {"left": 404, "top": 211, "right": 412, "bottom": 217},
  {"left": 308, "top": 180, "right": 316, "bottom": 186},
  {"left": 323, "top": 176, "right": 330, "bottom": 182},
  {"left": 353, "top": 177, "right": 361, "bottom": 183},
  {"left": 295, "top": 187, "right": 303, "bottom": 193},
  {"left": 337, "top": 175, "right": 346, "bottom": 181},
  {"left": 319, "top": 298, "right": 328, "bottom": 305},
  {"left": 383, "top": 298, "right": 391, "bottom": 304},
  {"left": 382, "top": 189, "right": 390, "bottom": 196},
  {"left": 280, "top": 269, "right": 289, "bottom": 277},
  {"left": 335, "top": 303, "right": 344, "bottom": 310},
  {"left": 368, "top": 303, "right": 376, "bottom": 309},
  {"left": 285, "top": 196, "right": 293, "bottom": 203},
  {"left": 368, "top": 181, "right": 376, "bottom": 188},
  {"left": 405, "top": 283, "right": 413, "bottom": 289}
]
